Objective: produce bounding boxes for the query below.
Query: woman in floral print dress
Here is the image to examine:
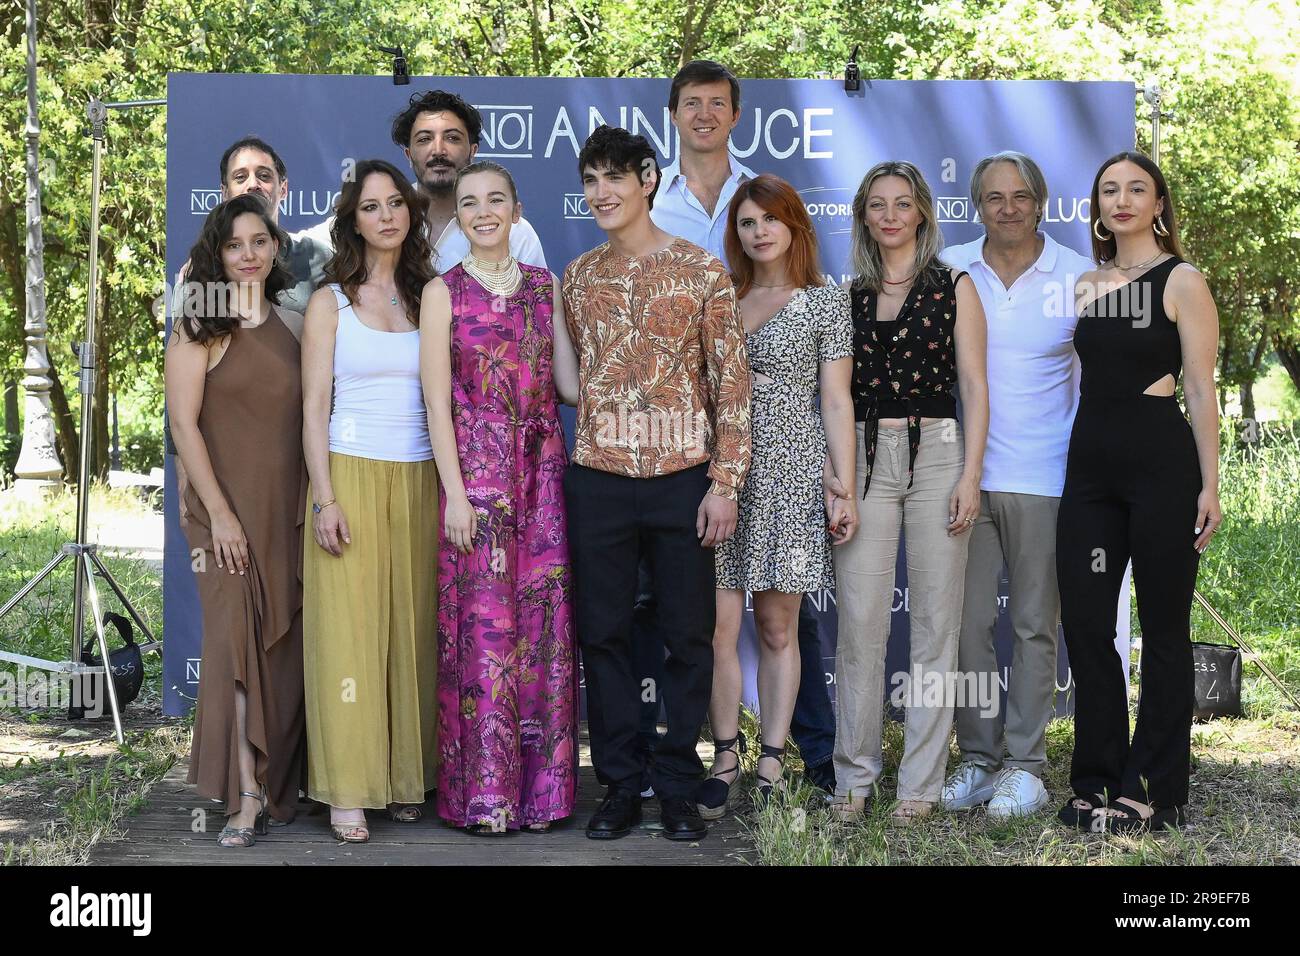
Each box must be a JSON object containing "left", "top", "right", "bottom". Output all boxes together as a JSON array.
[{"left": 420, "top": 161, "right": 581, "bottom": 833}]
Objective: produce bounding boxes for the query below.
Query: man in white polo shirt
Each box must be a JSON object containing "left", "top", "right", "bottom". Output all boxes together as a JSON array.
[
  {"left": 940, "top": 151, "right": 1094, "bottom": 817},
  {"left": 392, "top": 90, "right": 546, "bottom": 270}
]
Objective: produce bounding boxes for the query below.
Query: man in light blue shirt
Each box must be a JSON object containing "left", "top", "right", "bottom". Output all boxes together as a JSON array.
[
  {"left": 636, "top": 60, "right": 837, "bottom": 798},
  {"left": 649, "top": 64, "right": 755, "bottom": 266}
]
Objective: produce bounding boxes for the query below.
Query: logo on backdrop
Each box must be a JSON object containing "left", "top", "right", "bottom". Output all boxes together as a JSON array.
[
  {"left": 191, "top": 188, "right": 339, "bottom": 217},
  {"left": 478, "top": 104, "right": 535, "bottom": 158}
]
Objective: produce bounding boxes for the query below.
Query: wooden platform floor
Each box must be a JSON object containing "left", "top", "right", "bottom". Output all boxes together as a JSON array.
[{"left": 91, "top": 738, "right": 754, "bottom": 866}]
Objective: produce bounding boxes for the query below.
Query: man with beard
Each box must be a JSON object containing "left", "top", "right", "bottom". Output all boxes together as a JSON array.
[{"left": 391, "top": 89, "right": 546, "bottom": 270}]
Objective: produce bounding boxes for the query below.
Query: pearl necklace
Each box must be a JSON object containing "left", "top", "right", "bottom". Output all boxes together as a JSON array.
[{"left": 463, "top": 251, "right": 522, "bottom": 295}]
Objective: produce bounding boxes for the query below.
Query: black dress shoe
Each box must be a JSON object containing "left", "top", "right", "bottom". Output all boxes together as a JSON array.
[
  {"left": 586, "top": 787, "right": 642, "bottom": 840},
  {"left": 659, "top": 797, "right": 708, "bottom": 841}
]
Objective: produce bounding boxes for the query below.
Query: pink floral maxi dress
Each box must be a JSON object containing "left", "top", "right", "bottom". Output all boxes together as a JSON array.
[{"left": 436, "top": 262, "right": 579, "bottom": 829}]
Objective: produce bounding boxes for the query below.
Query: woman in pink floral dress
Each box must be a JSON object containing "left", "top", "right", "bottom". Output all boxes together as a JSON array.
[{"left": 419, "top": 161, "right": 580, "bottom": 833}]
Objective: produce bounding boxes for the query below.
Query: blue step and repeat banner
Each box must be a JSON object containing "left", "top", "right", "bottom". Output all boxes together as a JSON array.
[{"left": 163, "top": 74, "right": 1135, "bottom": 717}]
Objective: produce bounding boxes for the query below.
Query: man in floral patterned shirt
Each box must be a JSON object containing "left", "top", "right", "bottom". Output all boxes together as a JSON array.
[{"left": 562, "top": 125, "right": 751, "bottom": 842}]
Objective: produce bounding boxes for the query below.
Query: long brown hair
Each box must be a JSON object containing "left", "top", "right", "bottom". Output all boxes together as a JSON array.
[
  {"left": 180, "top": 193, "right": 293, "bottom": 345},
  {"left": 1089, "top": 150, "right": 1185, "bottom": 264},
  {"left": 325, "top": 159, "right": 435, "bottom": 323},
  {"left": 725, "top": 174, "right": 825, "bottom": 298}
]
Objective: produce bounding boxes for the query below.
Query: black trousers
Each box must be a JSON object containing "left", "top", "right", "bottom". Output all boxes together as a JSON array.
[
  {"left": 565, "top": 463, "right": 716, "bottom": 800},
  {"left": 1056, "top": 395, "right": 1202, "bottom": 808},
  {"left": 636, "top": 582, "right": 833, "bottom": 768}
]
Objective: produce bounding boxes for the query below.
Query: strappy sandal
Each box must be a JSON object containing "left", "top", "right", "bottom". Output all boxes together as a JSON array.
[
  {"left": 217, "top": 790, "right": 266, "bottom": 847},
  {"left": 330, "top": 811, "right": 370, "bottom": 843},
  {"left": 830, "top": 792, "right": 871, "bottom": 822},
  {"left": 467, "top": 823, "right": 508, "bottom": 837},
  {"left": 695, "top": 731, "right": 746, "bottom": 821},
  {"left": 1088, "top": 801, "right": 1187, "bottom": 835},
  {"left": 521, "top": 822, "right": 552, "bottom": 834},
  {"left": 889, "top": 800, "right": 935, "bottom": 826},
  {"left": 387, "top": 803, "right": 423, "bottom": 823},
  {"left": 751, "top": 743, "right": 787, "bottom": 811},
  {"left": 1057, "top": 793, "right": 1105, "bottom": 830}
]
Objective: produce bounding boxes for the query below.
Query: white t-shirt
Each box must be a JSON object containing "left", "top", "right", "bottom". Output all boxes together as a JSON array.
[{"left": 942, "top": 232, "right": 1094, "bottom": 497}]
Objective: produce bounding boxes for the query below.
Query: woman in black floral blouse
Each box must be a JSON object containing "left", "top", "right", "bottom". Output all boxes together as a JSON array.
[{"left": 829, "top": 160, "right": 988, "bottom": 826}]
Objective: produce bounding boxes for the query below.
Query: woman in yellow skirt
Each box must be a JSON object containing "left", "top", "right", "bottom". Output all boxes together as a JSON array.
[{"left": 301, "top": 159, "right": 440, "bottom": 843}]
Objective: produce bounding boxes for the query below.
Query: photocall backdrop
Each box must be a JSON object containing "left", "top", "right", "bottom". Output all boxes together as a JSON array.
[{"left": 163, "top": 74, "right": 1136, "bottom": 718}]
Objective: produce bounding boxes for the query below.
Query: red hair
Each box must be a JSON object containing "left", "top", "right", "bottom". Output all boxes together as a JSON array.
[{"left": 725, "top": 174, "right": 825, "bottom": 297}]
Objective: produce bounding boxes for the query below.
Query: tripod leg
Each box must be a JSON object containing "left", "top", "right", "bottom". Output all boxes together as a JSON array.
[
  {"left": 87, "top": 550, "right": 159, "bottom": 648},
  {"left": 81, "top": 553, "right": 124, "bottom": 744},
  {"left": 0, "top": 551, "right": 69, "bottom": 618}
]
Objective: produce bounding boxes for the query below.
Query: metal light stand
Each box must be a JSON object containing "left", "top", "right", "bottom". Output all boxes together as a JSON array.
[
  {"left": 1140, "top": 81, "right": 1174, "bottom": 164},
  {"left": 0, "top": 95, "right": 165, "bottom": 744}
]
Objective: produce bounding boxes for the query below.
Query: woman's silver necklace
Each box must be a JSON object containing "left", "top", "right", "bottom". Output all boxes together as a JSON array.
[{"left": 1113, "top": 250, "right": 1164, "bottom": 273}]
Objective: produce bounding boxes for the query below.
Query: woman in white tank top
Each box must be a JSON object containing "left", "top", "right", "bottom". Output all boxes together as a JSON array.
[{"left": 301, "top": 159, "right": 440, "bottom": 843}]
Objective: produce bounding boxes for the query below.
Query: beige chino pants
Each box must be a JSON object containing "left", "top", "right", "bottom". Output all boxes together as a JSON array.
[{"left": 834, "top": 420, "right": 970, "bottom": 802}]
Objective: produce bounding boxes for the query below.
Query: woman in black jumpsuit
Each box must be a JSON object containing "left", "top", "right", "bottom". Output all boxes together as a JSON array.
[{"left": 1057, "top": 152, "right": 1222, "bottom": 834}]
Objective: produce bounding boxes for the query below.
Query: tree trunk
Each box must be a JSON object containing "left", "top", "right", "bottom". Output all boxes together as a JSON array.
[
  {"left": 677, "top": 0, "right": 721, "bottom": 68},
  {"left": 48, "top": 362, "right": 79, "bottom": 485},
  {"left": 1275, "top": 333, "right": 1300, "bottom": 399},
  {"left": 1240, "top": 327, "right": 1270, "bottom": 425},
  {"left": 1239, "top": 380, "right": 1256, "bottom": 424}
]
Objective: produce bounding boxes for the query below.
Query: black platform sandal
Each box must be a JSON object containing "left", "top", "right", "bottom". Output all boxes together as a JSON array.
[
  {"left": 1089, "top": 801, "right": 1188, "bottom": 835},
  {"left": 695, "top": 731, "right": 745, "bottom": 821},
  {"left": 1057, "top": 793, "right": 1104, "bottom": 830},
  {"left": 751, "top": 743, "right": 787, "bottom": 811}
]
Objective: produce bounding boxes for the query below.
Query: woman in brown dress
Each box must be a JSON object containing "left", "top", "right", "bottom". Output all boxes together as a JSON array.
[{"left": 165, "top": 193, "right": 308, "bottom": 847}]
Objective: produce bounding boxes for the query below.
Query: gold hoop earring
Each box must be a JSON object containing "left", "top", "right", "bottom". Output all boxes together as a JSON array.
[
  {"left": 1093, "top": 219, "right": 1111, "bottom": 242},
  {"left": 1153, "top": 216, "right": 1170, "bottom": 238}
]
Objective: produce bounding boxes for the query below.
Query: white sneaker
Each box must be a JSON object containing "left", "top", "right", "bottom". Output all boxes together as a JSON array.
[
  {"left": 941, "top": 761, "right": 998, "bottom": 810},
  {"left": 986, "top": 767, "right": 1050, "bottom": 818}
]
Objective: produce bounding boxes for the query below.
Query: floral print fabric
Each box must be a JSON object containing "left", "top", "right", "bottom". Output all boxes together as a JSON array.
[
  {"left": 715, "top": 284, "right": 852, "bottom": 593},
  {"left": 561, "top": 237, "right": 751, "bottom": 500},
  {"left": 849, "top": 268, "right": 964, "bottom": 496},
  {"left": 435, "top": 263, "right": 578, "bottom": 829}
]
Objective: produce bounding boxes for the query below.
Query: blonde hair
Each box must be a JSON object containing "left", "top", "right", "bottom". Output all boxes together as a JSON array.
[{"left": 849, "top": 161, "right": 944, "bottom": 293}]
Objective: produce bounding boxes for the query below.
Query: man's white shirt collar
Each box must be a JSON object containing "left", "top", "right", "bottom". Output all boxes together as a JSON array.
[{"left": 966, "top": 229, "right": 1062, "bottom": 275}]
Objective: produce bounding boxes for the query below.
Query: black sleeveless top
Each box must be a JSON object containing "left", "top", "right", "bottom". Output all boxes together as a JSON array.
[
  {"left": 1074, "top": 256, "right": 1184, "bottom": 401},
  {"left": 849, "top": 267, "right": 963, "bottom": 496}
]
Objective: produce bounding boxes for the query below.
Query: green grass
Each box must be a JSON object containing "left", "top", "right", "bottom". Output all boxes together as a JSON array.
[
  {"left": 2, "top": 725, "right": 189, "bottom": 865},
  {"left": 0, "top": 485, "right": 164, "bottom": 709},
  {"left": 1189, "top": 420, "right": 1300, "bottom": 704},
  {"left": 3, "top": 428, "right": 1298, "bottom": 866},
  {"left": 0, "top": 484, "right": 181, "bottom": 866}
]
